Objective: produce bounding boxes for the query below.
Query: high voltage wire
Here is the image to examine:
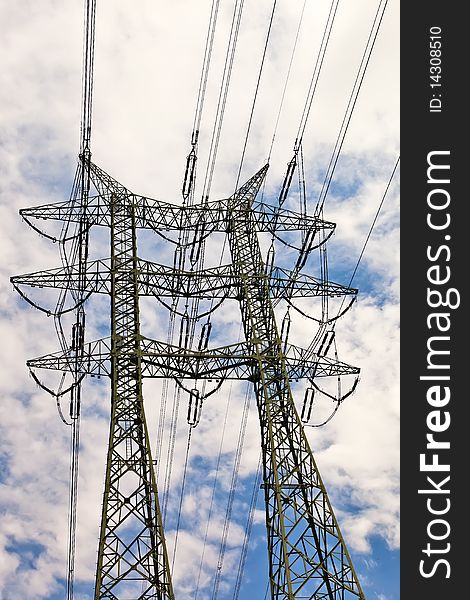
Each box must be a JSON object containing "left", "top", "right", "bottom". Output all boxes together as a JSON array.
[
  {"left": 267, "top": 0, "right": 307, "bottom": 162},
  {"left": 64, "top": 1, "right": 97, "bottom": 597},
  {"left": 268, "top": 0, "right": 389, "bottom": 354},
  {"left": 211, "top": 384, "right": 252, "bottom": 600},
  {"left": 200, "top": 0, "right": 245, "bottom": 203},
  {"left": 302, "top": 154, "right": 399, "bottom": 365},
  {"left": 270, "top": 0, "right": 340, "bottom": 210},
  {"left": 160, "top": 0, "right": 243, "bottom": 528},
  {"left": 194, "top": 385, "right": 233, "bottom": 600},
  {"left": 170, "top": 426, "right": 193, "bottom": 575},
  {"left": 232, "top": 453, "right": 263, "bottom": 600},
  {"left": 182, "top": 0, "right": 221, "bottom": 203},
  {"left": 234, "top": 0, "right": 277, "bottom": 191},
  {"left": 314, "top": 0, "right": 389, "bottom": 217},
  {"left": 192, "top": 0, "right": 221, "bottom": 138},
  {"left": 295, "top": 0, "right": 341, "bottom": 150},
  {"left": 346, "top": 156, "right": 400, "bottom": 291}
]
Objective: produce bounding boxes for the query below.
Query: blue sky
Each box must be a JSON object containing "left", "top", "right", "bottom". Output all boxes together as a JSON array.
[{"left": 0, "top": 1, "right": 399, "bottom": 598}]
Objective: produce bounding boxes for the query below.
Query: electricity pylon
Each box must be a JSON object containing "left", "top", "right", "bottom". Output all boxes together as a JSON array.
[{"left": 12, "top": 156, "right": 365, "bottom": 599}]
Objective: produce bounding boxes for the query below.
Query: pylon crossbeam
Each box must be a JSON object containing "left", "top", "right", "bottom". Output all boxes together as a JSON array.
[
  {"left": 12, "top": 261, "right": 356, "bottom": 301},
  {"left": 20, "top": 162, "right": 335, "bottom": 236},
  {"left": 20, "top": 195, "right": 333, "bottom": 234},
  {"left": 27, "top": 337, "right": 358, "bottom": 383}
]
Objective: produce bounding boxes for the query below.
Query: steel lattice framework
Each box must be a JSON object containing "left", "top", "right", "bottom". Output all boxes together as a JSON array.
[
  {"left": 93, "top": 190, "right": 174, "bottom": 598},
  {"left": 12, "top": 157, "right": 365, "bottom": 599}
]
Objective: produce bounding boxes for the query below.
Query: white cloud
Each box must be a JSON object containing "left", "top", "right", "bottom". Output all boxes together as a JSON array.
[{"left": 0, "top": 0, "right": 399, "bottom": 597}]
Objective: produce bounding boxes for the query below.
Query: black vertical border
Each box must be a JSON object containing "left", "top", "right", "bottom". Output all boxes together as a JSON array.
[{"left": 401, "top": 4, "right": 466, "bottom": 599}]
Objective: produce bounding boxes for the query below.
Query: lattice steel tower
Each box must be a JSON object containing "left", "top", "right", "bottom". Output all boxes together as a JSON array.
[
  {"left": 13, "top": 157, "right": 364, "bottom": 599},
  {"left": 12, "top": 1, "right": 366, "bottom": 599}
]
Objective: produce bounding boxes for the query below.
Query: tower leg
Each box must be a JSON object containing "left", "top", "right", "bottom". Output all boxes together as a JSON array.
[
  {"left": 94, "top": 193, "right": 174, "bottom": 599},
  {"left": 227, "top": 168, "right": 364, "bottom": 600}
]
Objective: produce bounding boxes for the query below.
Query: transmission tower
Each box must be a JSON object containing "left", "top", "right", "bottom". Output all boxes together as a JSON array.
[
  {"left": 13, "top": 152, "right": 364, "bottom": 598},
  {"left": 12, "top": 1, "right": 367, "bottom": 598}
]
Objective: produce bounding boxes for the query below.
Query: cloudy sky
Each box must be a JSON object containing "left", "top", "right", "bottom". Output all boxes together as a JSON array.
[{"left": 0, "top": 1, "right": 399, "bottom": 599}]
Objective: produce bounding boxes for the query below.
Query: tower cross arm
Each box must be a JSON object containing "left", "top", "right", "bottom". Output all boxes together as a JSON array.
[
  {"left": 19, "top": 195, "right": 335, "bottom": 234},
  {"left": 26, "top": 338, "right": 358, "bottom": 381},
  {"left": 19, "top": 162, "right": 336, "bottom": 234},
  {"left": 12, "top": 261, "right": 357, "bottom": 301}
]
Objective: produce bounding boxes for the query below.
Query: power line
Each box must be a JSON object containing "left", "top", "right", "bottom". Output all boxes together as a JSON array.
[
  {"left": 170, "top": 426, "right": 193, "bottom": 574},
  {"left": 313, "top": 154, "right": 400, "bottom": 350},
  {"left": 232, "top": 454, "right": 262, "bottom": 600},
  {"left": 192, "top": 0, "right": 222, "bottom": 137},
  {"left": 200, "top": 0, "right": 246, "bottom": 203},
  {"left": 194, "top": 386, "right": 232, "bottom": 600},
  {"left": 11, "top": 2, "right": 397, "bottom": 597},
  {"left": 295, "top": 0, "right": 340, "bottom": 148},
  {"left": 267, "top": 0, "right": 307, "bottom": 162},
  {"left": 314, "top": 0, "right": 389, "bottom": 216},
  {"left": 275, "top": 0, "right": 340, "bottom": 207},
  {"left": 234, "top": 0, "right": 277, "bottom": 191},
  {"left": 182, "top": 0, "right": 221, "bottom": 203},
  {"left": 346, "top": 155, "right": 400, "bottom": 291},
  {"left": 211, "top": 383, "right": 251, "bottom": 600}
]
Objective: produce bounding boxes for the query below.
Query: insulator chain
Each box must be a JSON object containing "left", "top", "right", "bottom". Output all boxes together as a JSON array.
[
  {"left": 278, "top": 150, "right": 298, "bottom": 207},
  {"left": 178, "top": 311, "right": 191, "bottom": 350},
  {"left": 174, "top": 375, "right": 224, "bottom": 428},
  {"left": 301, "top": 387, "right": 315, "bottom": 423},
  {"left": 187, "top": 387, "right": 203, "bottom": 427},
  {"left": 71, "top": 321, "right": 85, "bottom": 354},
  {"left": 172, "top": 245, "right": 185, "bottom": 294},
  {"left": 264, "top": 242, "right": 275, "bottom": 276},
  {"left": 173, "top": 244, "right": 185, "bottom": 272},
  {"left": 69, "top": 384, "right": 81, "bottom": 420},
  {"left": 317, "top": 330, "right": 335, "bottom": 357},
  {"left": 198, "top": 321, "right": 212, "bottom": 351},
  {"left": 182, "top": 139, "right": 198, "bottom": 202},
  {"left": 303, "top": 377, "right": 360, "bottom": 428},
  {"left": 190, "top": 219, "right": 206, "bottom": 266},
  {"left": 294, "top": 225, "right": 317, "bottom": 271},
  {"left": 280, "top": 309, "right": 291, "bottom": 354}
]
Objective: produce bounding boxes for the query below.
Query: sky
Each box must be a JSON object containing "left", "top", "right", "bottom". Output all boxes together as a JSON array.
[{"left": 0, "top": 1, "right": 399, "bottom": 599}]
